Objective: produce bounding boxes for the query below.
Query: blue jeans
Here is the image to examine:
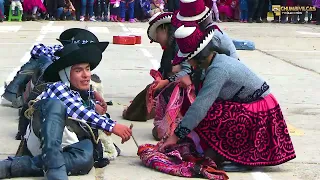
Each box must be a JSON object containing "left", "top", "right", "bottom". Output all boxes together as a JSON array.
[
  {"left": 81, "top": 0, "right": 94, "bottom": 17},
  {"left": 0, "top": 0, "right": 4, "bottom": 17},
  {"left": 95, "top": 0, "right": 108, "bottom": 17},
  {"left": 110, "top": 6, "right": 119, "bottom": 15},
  {"left": 56, "top": 7, "right": 72, "bottom": 18},
  {"left": 240, "top": 10, "right": 248, "bottom": 21},
  {"left": 120, "top": 0, "right": 134, "bottom": 19}
]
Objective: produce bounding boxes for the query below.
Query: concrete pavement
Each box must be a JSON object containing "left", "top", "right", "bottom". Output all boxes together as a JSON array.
[{"left": 0, "top": 20, "right": 319, "bottom": 180}]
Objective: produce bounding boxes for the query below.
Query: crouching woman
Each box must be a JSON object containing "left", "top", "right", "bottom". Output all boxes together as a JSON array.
[{"left": 159, "top": 24, "right": 296, "bottom": 172}]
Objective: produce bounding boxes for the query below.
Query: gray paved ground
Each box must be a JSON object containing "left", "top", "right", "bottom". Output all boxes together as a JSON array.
[{"left": 0, "top": 21, "right": 319, "bottom": 180}]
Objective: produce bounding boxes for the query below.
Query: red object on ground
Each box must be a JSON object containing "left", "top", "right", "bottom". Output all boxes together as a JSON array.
[
  {"left": 113, "top": 36, "right": 136, "bottom": 45},
  {"left": 113, "top": 35, "right": 142, "bottom": 45},
  {"left": 134, "top": 36, "right": 142, "bottom": 44}
]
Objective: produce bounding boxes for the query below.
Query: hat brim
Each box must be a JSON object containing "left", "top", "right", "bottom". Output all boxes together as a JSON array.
[
  {"left": 147, "top": 14, "right": 172, "bottom": 43},
  {"left": 172, "top": 28, "right": 215, "bottom": 65},
  {"left": 58, "top": 28, "right": 92, "bottom": 44},
  {"left": 44, "top": 44, "right": 103, "bottom": 82},
  {"left": 56, "top": 39, "right": 109, "bottom": 53},
  {"left": 176, "top": 6, "right": 211, "bottom": 23}
]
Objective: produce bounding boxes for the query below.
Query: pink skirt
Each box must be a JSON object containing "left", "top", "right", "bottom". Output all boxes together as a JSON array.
[
  {"left": 195, "top": 94, "right": 296, "bottom": 166},
  {"left": 218, "top": 5, "right": 233, "bottom": 18},
  {"left": 23, "top": 0, "right": 46, "bottom": 13}
]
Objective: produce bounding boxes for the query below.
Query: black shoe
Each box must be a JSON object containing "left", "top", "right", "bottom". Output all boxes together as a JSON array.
[
  {"left": 248, "top": 18, "right": 253, "bottom": 23},
  {"left": 316, "top": 21, "right": 320, "bottom": 25},
  {"left": 15, "top": 131, "right": 23, "bottom": 140},
  {"left": 221, "top": 162, "right": 253, "bottom": 172},
  {"left": 256, "top": 19, "right": 262, "bottom": 23},
  {"left": 0, "top": 18, "right": 3, "bottom": 22},
  {"left": 0, "top": 160, "right": 11, "bottom": 179}
]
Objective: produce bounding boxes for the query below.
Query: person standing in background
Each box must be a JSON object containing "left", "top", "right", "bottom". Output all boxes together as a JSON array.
[
  {"left": 0, "top": 0, "right": 4, "bottom": 22},
  {"left": 261, "top": 0, "right": 270, "bottom": 22},
  {"left": 212, "top": 0, "right": 222, "bottom": 22},
  {"left": 239, "top": 0, "right": 248, "bottom": 22}
]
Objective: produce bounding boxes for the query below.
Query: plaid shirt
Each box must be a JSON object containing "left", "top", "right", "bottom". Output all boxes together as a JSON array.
[
  {"left": 30, "top": 43, "right": 63, "bottom": 60},
  {"left": 37, "top": 81, "right": 116, "bottom": 132}
]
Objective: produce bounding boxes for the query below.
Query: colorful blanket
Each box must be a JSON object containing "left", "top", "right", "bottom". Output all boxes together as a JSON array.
[
  {"left": 153, "top": 81, "right": 196, "bottom": 140},
  {"left": 137, "top": 141, "right": 229, "bottom": 180},
  {"left": 146, "top": 69, "right": 163, "bottom": 114}
]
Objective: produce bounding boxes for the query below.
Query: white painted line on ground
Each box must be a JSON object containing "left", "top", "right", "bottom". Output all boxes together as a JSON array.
[
  {"left": 88, "top": 27, "right": 110, "bottom": 33},
  {"left": 35, "top": 34, "right": 45, "bottom": 42},
  {"left": 41, "top": 26, "right": 64, "bottom": 34},
  {"left": 0, "top": 21, "right": 54, "bottom": 105},
  {"left": 6, "top": 67, "right": 21, "bottom": 83},
  {"left": 139, "top": 48, "right": 159, "bottom": 69},
  {"left": 149, "top": 59, "right": 160, "bottom": 69},
  {"left": 260, "top": 49, "right": 320, "bottom": 53},
  {"left": 251, "top": 171, "right": 272, "bottom": 180},
  {"left": 118, "top": 22, "right": 130, "bottom": 32},
  {"left": 140, "top": 48, "right": 153, "bottom": 58},
  {"left": 127, "top": 27, "right": 145, "bottom": 34},
  {"left": 0, "top": 26, "right": 21, "bottom": 33},
  {"left": 296, "top": 31, "right": 320, "bottom": 36},
  {"left": 20, "top": 52, "right": 31, "bottom": 63}
]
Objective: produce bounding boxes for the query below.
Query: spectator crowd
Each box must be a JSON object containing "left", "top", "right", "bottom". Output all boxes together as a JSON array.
[{"left": 0, "top": 0, "right": 319, "bottom": 24}]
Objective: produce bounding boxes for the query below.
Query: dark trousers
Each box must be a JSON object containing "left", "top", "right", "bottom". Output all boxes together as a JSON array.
[
  {"left": 248, "top": 0, "right": 258, "bottom": 20},
  {"left": 167, "top": 0, "right": 179, "bottom": 12},
  {"left": 249, "top": 0, "right": 265, "bottom": 20},
  {"left": 95, "top": 0, "right": 109, "bottom": 17},
  {"left": 1, "top": 99, "right": 94, "bottom": 179},
  {"left": 5, "top": 58, "right": 38, "bottom": 96},
  {"left": 317, "top": 8, "right": 320, "bottom": 23},
  {"left": 120, "top": 0, "right": 134, "bottom": 19},
  {"left": 240, "top": 10, "right": 248, "bottom": 21},
  {"left": 261, "top": 0, "right": 270, "bottom": 19},
  {"left": 110, "top": 6, "right": 119, "bottom": 15}
]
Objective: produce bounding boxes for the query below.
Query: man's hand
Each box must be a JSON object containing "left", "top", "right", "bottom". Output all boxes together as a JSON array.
[
  {"left": 112, "top": 124, "right": 132, "bottom": 144},
  {"left": 94, "top": 91, "right": 107, "bottom": 112},
  {"left": 154, "top": 79, "right": 169, "bottom": 90},
  {"left": 96, "top": 104, "right": 106, "bottom": 115}
]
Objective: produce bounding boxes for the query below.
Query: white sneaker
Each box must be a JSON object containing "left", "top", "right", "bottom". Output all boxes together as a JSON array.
[
  {"left": 80, "top": 16, "right": 85, "bottom": 21},
  {"left": 89, "top": 16, "right": 96, "bottom": 22}
]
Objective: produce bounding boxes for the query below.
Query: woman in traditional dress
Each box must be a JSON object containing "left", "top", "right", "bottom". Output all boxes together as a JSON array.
[
  {"left": 152, "top": 0, "right": 240, "bottom": 141},
  {"left": 159, "top": 24, "right": 296, "bottom": 172},
  {"left": 122, "top": 12, "right": 193, "bottom": 125}
]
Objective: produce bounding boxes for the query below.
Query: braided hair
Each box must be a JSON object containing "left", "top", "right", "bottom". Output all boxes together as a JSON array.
[
  {"left": 191, "top": 41, "right": 215, "bottom": 95},
  {"left": 157, "top": 23, "right": 176, "bottom": 79}
]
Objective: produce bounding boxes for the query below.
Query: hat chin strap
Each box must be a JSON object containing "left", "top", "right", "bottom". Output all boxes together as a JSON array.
[{"left": 58, "top": 66, "right": 72, "bottom": 86}]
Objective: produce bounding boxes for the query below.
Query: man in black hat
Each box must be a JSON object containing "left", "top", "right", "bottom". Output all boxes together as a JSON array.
[
  {"left": 0, "top": 41, "right": 132, "bottom": 180},
  {"left": 1, "top": 28, "right": 102, "bottom": 109},
  {"left": 4, "top": 28, "right": 109, "bottom": 140}
]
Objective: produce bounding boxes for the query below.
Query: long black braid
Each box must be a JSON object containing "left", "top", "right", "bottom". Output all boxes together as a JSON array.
[
  {"left": 191, "top": 42, "right": 216, "bottom": 95},
  {"left": 158, "top": 23, "right": 176, "bottom": 79}
]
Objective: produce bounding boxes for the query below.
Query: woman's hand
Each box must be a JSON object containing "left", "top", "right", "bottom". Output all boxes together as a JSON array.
[
  {"left": 179, "top": 75, "right": 192, "bottom": 88},
  {"left": 158, "top": 134, "right": 179, "bottom": 152},
  {"left": 154, "top": 79, "right": 169, "bottom": 90},
  {"left": 172, "top": 65, "right": 181, "bottom": 73}
]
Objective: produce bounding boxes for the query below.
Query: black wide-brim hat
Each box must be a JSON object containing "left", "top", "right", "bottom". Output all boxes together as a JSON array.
[
  {"left": 56, "top": 28, "right": 109, "bottom": 52},
  {"left": 43, "top": 42, "right": 108, "bottom": 82}
]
